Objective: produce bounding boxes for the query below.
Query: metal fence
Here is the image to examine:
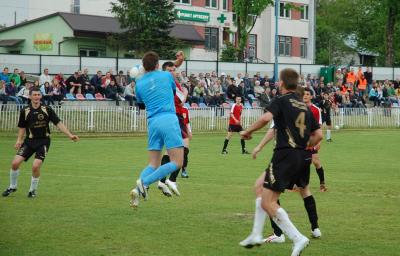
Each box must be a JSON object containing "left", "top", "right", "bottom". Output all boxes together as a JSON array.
[
  {"left": 1, "top": 53, "right": 400, "bottom": 79},
  {"left": 0, "top": 105, "right": 399, "bottom": 133}
]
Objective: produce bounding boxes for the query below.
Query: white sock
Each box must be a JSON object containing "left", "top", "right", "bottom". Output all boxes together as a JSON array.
[
  {"left": 10, "top": 169, "right": 20, "bottom": 189},
  {"left": 251, "top": 197, "right": 267, "bottom": 237},
  {"left": 29, "top": 176, "right": 40, "bottom": 192},
  {"left": 326, "top": 129, "right": 331, "bottom": 140},
  {"left": 272, "top": 208, "right": 303, "bottom": 242}
]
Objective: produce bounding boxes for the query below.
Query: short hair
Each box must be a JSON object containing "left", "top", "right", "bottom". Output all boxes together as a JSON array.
[
  {"left": 280, "top": 68, "right": 299, "bottom": 90},
  {"left": 304, "top": 87, "right": 312, "bottom": 93},
  {"left": 162, "top": 61, "right": 174, "bottom": 71},
  {"left": 296, "top": 86, "right": 305, "bottom": 98},
  {"left": 29, "top": 87, "right": 41, "bottom": 95},
  {"left": 142, "top": 51, "right": 159, "bottom": 72}
]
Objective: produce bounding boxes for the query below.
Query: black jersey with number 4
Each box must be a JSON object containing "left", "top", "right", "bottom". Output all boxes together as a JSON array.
[
  {"left": 265, "top": 92, "right": 319, "bottom": 150},
  {"left": 18, "top": 104, "right": 61, "bottom": 139}
]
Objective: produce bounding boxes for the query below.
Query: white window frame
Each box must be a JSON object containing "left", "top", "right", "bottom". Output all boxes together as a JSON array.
[
  {"left": 279, "top": 2, "right": 291, "bottom": 19},
  {"left": 222, "top": 0, "right": 228, "bottom": 11},
  {"left": 300, "top": 38, "right": 307, "bottom": 58},
  {"left": 205, "top": 0, "right": 218, "bottom": 9},
  {"left": 173, "top": 0, "right": 191, "bottom": 5},
  {"left": 301, "top": 5, "right": 309, "bottom": 20},
  {"left": 278, "top": 36, "right": 291, "bottom": 57}
]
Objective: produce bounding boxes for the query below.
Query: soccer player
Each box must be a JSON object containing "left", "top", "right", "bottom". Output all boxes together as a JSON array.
[
  {"left": 157, "top": 57, "right": 189, "bottom": 197},
  {"left": 304, "top": 88, "right": 328, "bottom": 192},
  {"left": 221, "top": 96, "right": 249, "bottom": 154},
  {"left": 240, "top": 69, "right": 323, "bottom": 256},
  {"left": 240, "top": 87, "right": 322, "bottom": 248},
  {"left": 2, "top": 87, "right": 79, "bottom": 198},
  {"left": 180, "top": 105, "right": 191, "bottom": 178},
  {"left": 129, "top": 51, "right": 184, "bottom": 207},
  {"left": 321, "top": 92, "right": 333, "bottom": 142}
]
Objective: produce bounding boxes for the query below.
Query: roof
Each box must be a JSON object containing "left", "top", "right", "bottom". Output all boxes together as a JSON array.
[
  {"left": 0, "top": 39, "right": 25, "bottom": 47},
  {"left": 0, "top": 12, "right": 203, "bottom": 42}
]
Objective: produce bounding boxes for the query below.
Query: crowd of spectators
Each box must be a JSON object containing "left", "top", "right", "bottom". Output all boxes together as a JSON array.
[{"left": 1, "top": 66, "right": 400, "bottom": 111}]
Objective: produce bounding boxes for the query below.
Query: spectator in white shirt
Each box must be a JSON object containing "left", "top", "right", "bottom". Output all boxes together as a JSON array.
[{"left": 39, "top": 68, "right": 52, "bottom": 86}]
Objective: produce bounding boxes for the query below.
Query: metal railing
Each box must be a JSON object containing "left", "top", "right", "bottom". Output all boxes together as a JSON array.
[{"left": 0, "top": 105, "right": 399, "bottom": 133}]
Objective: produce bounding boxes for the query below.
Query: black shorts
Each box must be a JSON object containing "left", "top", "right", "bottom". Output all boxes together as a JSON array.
[
  {"left": 17, "top": 138, "right": 51, "bottom": 162},
  {"left": 177, "top": 113, "right": 188, "bottom": 139},
  {"left": 322, "top": 114, "right": 332, "bottom": 126},
  {"left": 264, "top": 149, "right": 312, "bottom": 192},
  {"left": 228, "top": 124, "right": 243, "bottom": 132}
]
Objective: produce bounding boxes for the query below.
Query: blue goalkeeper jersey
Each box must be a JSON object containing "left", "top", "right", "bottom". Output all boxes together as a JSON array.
[{"left": 136, "top": 70, "right": 176, "bottom": 119}]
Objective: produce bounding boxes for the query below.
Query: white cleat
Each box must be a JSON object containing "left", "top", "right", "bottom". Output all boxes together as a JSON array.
[
  {"left": 166, "top": 179, "right": 180, "bottom": 196},
  {"left": 239, "top": 234, "right": 264, "bottom": 249},
  {"left": 158, "top": 181, "right": 173, "bottom": 197},
  {"left": 264, "top": 233, "right": 286, "bottom": 243},
  {"left": 291, "top": 236, "right": 309, "bottom": 256},
  {"left": 136, "top": 179, "right": 148, "bottom": 200},
  {"left": 311, "top": 228, "right": 322, "bottom": 238},
  {"left": 129, "top": 188, "right": 140, "bottom": 208}
]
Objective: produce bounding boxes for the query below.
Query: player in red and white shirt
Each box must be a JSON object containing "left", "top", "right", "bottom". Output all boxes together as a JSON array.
[
  {"left": 303, "top": 88, "right": 327, "bottom": 192},
  {"left": 221, "top": 96, "right": 249, "bottom": 154}
]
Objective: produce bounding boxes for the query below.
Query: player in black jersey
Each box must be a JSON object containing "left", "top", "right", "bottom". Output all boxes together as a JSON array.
[
  {"left": 320, "top": 92, "right": 333, "bottom": 142},
  {"left": 2, "top": 87, "right": 79, "bottom": 198},
  {"left": 240, "top": 68, "right": 323, "bottom": 256}
]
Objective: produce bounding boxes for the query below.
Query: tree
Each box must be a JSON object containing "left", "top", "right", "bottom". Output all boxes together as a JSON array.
[
  {"left": 110, "top": 0, "right": 182, "bottom": 58},
  {"left": 220, "top": 42, "right": 239, "bottom": 62},
  {"left": 233, "top": 0, "right": 273, "bottom": 61}
]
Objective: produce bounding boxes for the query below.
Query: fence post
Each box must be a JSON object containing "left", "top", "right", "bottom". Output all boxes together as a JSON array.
[
  {"left": 368, "top": 109, "right": 372, "bottom": 128},
  {"left": 397, "top": 108, "right": 400, "bottom": 127},
  {"left": 210, "top": 107, "right": 215, "bottom": 129},
  {"left": 185, "top": 60, "right": 188, "bottom": 74},
  {"left": 340, "top": 108, "right": 344, "bottom": 128},
  {"left": 133, "top": 107, "right": 137, "bottom": 131},
  {"left": 39, "top": 55, "right": 42, "bottom": 75},
  {"left": 79, "top": 55, "right": 82, "bottom": 71},
  {"left": 88, "top": 105, "right": 94, "bottom": 131}
]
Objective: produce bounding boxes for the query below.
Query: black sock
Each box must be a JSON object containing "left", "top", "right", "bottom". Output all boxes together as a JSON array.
[
  {"left": 316, "top": 167, "right": 325, "bottom": 184},
  {"left": 240, "top": 139, "right": 245, "bottom": 151},
  {"left": 270, "top": 199, "right": 282, "bottom": 236},
  {"left": 222, "top": 139, "right": 229, "bottom": 151},
  {"left": 304, "top": 195, "right": 319, "bottom": 230},
  {"left": 183, "top": 147, "right": 189, "bottom": 169},
  {"left": 169, "top": 169, "right": 180, "bottom": 182},
  {"left": 159, "top": 155, "right": 170, "bottom": 183}
]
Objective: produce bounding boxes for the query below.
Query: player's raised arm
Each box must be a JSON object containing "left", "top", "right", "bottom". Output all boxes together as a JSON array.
[{"left": 174, "top": 51, "right": 185, "bottom": 68}]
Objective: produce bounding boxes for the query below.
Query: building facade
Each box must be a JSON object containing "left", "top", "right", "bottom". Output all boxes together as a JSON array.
[{"left": 0, "top": 0, "right": 315, "bottom": 63}]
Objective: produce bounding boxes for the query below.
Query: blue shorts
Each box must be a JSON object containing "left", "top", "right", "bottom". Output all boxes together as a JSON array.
[{"left": 147, "top": 113, "right": 184, "bottom": 151}]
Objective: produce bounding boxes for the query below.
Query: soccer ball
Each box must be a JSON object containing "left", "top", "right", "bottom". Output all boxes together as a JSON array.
[
  {"left": 334, "top": 125, "right": 340, "bottom": 130},
  {"left": 130, "top": 64, "right": 145, "bottom": 80}
]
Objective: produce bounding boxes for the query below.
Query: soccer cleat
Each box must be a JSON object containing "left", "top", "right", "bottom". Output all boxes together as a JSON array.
[
  {"left": 166, "top": 179, "right": 180, "bottom": 196},
  {"left": 319, "top": 183, "right": 328, "bottom": 192},
  {"left": 221, "top": 150, "right": 228, "bottom": 154},
  {"left": 129, "top": 188, "right": 140, "bottom": 208},
  {"left": 291, "top": 236, "right": 309, "bottom": 256},
  {"left": 242, "top": 150, "right": 250, "bottom": 154},
  {"left": 157, "top": 181, "right": 172, "bottom": 197},
  {"left": 181, "top": 170, "right": 189, "bottom": 178},
  {"left": 27, "top": 190, "right": 36, "bottom": 198},
  {"left": 311, "top": 228, "right": 322, "bottom": 238},
  {"left": 326, "top": 138, "right": 332, "bottom": 142},
  {"left": 264, "top": 234, "right": 286, "bottom": 243},
  {"left": 136, "top": 179, "right": 148, "bottom": 200},
  {"left": 2, "top": 187, "right": 17, "bottom": 197},
  {"left": 239, "top": 234, "right": 264, "bottom": 248}
]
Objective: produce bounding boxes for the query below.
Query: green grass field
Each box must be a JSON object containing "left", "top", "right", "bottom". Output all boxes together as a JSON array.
[{"left": 0, "top": 131, "right": 399, "bottom": 256}]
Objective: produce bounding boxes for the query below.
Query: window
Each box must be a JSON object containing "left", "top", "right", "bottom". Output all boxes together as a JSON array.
[
  {"left": 222, "top": 0, "right": 227, "bottom": 10},
  {"left": 300, "top": 38, "right": 307, "bottom": 58},
  {"left": 72, "top": 0, "right": 80, "bottom": 14},
  {"left": 278, "top": 36, "right": 291, "bottom": 56},
  {"left": 205, "top": 0, "right": 217, "bottom": 8},
  {"left": 248, "top": 34, "right": 257, "bottom": 59},
  {"left": 279, "top": 2, "right": 290, "bottom": 18},
  {"left": 79, "top": 48, "right": 105, "bottom": 57},
  {"left": 173, "top": 0, "right": 190, "bottom": 4},
  {"left": 205, "top": 27, "right": 219, "bottom": 51},
  {"left": 301, "top": 5, "right": 309, "bottom": 20}
]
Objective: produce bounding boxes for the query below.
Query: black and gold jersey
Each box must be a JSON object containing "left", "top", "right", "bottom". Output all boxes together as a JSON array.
[
  {"left": 18, "top": 104, "right": 61, "bottom": 139},
  {"left": 266, "top": 92, "right": 319, "bottom": 150}
]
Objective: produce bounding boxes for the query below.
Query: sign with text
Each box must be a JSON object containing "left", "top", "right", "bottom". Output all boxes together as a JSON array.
[
  {"left": 33, "top": 33, "right": 53, "bottom": 51},
  {"left": 175, "top": 9, "right": 210, "bottom": 23}
]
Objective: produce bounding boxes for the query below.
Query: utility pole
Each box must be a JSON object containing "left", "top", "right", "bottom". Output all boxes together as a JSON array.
[
  {"left": 14, "top": 11, "right": 17, "bottom": 25},
  {"left": 274, "top": 0, "right": 279, "bottom": 82}
]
